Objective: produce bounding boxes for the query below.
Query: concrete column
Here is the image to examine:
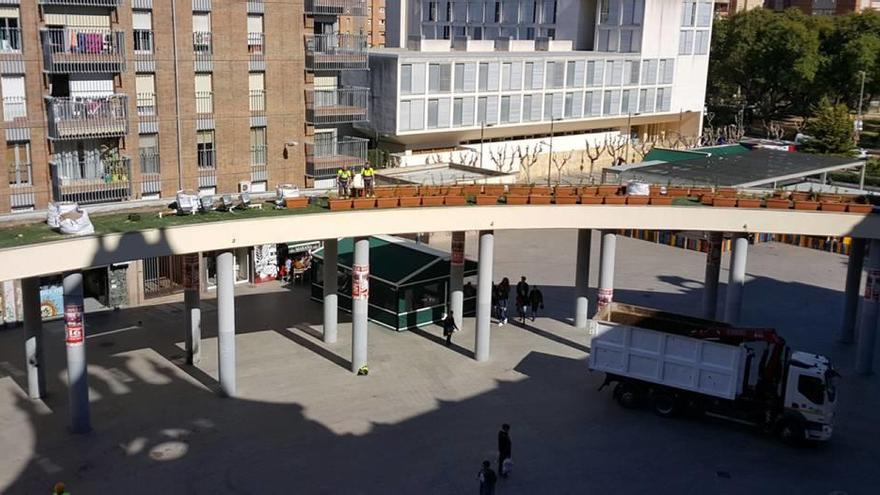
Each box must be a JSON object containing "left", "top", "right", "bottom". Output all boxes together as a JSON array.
[
  {"left": 597, "top": 230, "right": 616, "bottom": 315},
  {"left": 856, "top": 239, "right": 880, "bottom": 375},
  {"left": 449, "top": 231, "right": 465, "bottom": 330},
  {"left": 216, "top": 251, "right": 236, "bottom": 397},
  {"left": 63, "top": 271, "right": 90, "bottom": 433},
  {"left": 21, "top": 277, "right": 46, "bottom": 400},
  {"left": 351, "top": 237, "right": 370, "bottom": 373},
  {"left": 183, "top": 253, "right": 201, "bottom": 364},
  {"left": 475, "top": 230, "right": 494, "bottom": 362},
  {"left": 323, "top": 238, "right": 339, "bottom": 344},
  {"left": 702, "top": 232, "right": 723, "bottom": 320},
  {"left": 723, "top": 234, "right": 749, "bottom": 324},
  {"left": 840, "top": 238, "right": 866, "bottom": 344},
  {"left": 574, "top": 229, "right": 592, "bottom": 328}
]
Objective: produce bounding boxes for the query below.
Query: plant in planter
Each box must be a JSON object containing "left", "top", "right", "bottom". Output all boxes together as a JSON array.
[
  {"left": 699, "top": 194, "right": 715, "bottom": 206},
  {"left": 374, "top": 186, "right": 396, "bottom": 198},
  {"left": 528, "top": 194, "right": 552, "bottom": 205},
  {"left": 352, "top": 197, "right": 376, "bottom": 209},
  {"left": 597, "top": 184, "right": 622, "bottom": 196},
  {"left": 765, "top": 197, "right": 792, "bottom": 209},
  {"left": 422, "top": 195, "right": 445, "bottom": 206},
  {"left": 794, "top": 200, "right": 819, "bottom": 210},
  {"left": 715, "top": 187, "right": 737, "bottom": 198},
  {"left": 847, "top": 203, "right": 874, "bottom": 214},
  {"left": 649, "top": 196, "right": 673, "bottom": 206},
  {"left": 474, "top": 195, "right": 498, "bottom": 205},
  {"left": 820, "top": 201, "right": 846, "bottom": 212},
  {"left": 444, "top": 195, "right": 467, "bottom": 206},
  {"left": 484, "top": 184, "right": 506, "bottom": 196},
  {"left": 580, "top": 195, "right": 603, "bottom": 205},
  {"left": 285, "top": 197, "right": 309, "bottom": 208},
  {"left": 579, "top": 185, "right": 598, "bottom": 196},
  {"left": 530, "top": 185, "right": 552, "bottom": 195},
  {"left": 555, "top": 185, "right": 577, "bottom": 197},
  {"left": 328, "top": 196, "right": 352, "bottom": 210},
  {"left": 736, "top": 197, "right": 762, "bottom": 208},
  {"left": 554, "top": 194, "right": 578, "bottom": 204},
  {"left": 397, "top": 184, "right": 419, "bottom": 196},
  {"left": 508, "top": 185, "right": 531, "bottom": 196},
  {"left": 626, "top": 195, "right": 650, "bottom": 205},
  {"left": 506, "top": 194, "right": 529, "bottom": 205},
  {"left": 604, "top": 195, "right": 626, "bottom": 205},
  {"left": 462, "top": 184, "right": 482, "bottom": 196},
  {"left": 712, "top": 197, "right": 737, "bottom": 207},
  {"left": 376, "top": 197, "right": 399, "bottom": 208},
  {"left": 399, "top": 196, "right": 421, "bottom": 207}
]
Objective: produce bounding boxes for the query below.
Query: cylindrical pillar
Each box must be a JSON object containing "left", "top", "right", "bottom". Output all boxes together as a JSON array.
[
  {"left": 323, "top": 238, "right": 339, "bottom": 344},
  {"left": 216, "top": 251, "right": 236, "bottom": 397},
  {"left": 183, "top": 253, "right": 201, "bottom": 364},
  {"left": 856, "top": 239, "right": 880, "bottom": 375},
  {"left": 597, "top": 230, "right": 616, "bottom": 315},
  {"left": 21, "top": 277, "right": 46, "bottom": 400},
  {"left": 723, "top": 234, "right": 749, "bottom": 324},
  {"left": 449, "top": 231, "right": 466, "bottom": 331},
  {"left": 574, "top": 229, "right": 592, "bottom": 328},
  {"left": 840, "top": 238, "right": 866, "bottom": 344},
  {"left": 351, "top": 237, "right": 370, "bottom": 373},
  {"left": 475, "top": 230, "right": 494, "bottom": 362},
  {"left": 702, "top": 231, "right": 723, "bottom": 320},
  {"left": 63, "top": 271, "right": 90, "bottom": 433}
]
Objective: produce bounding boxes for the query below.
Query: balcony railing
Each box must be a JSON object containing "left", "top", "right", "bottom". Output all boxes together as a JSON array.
[
  {"left": 197, "top": 150, "right": 216, "bottom": 187},
  {"left": 0, "top": 27, "right": 22, "bottom": 53},
  {"left": 247, "top": 0, "right": 264, "bottom": 13},
  {"left": 50, "top": 155, "right": 132, "bottom": 205},
  {"left": 46, "top": 94, "right": 128, "bottom": 140},
  {"left": 39, "top": 0, "right": 123, "bottom": 6},
  {"left": 193, "top": 31, "right": 212, "bottom": 55},
  {"left": 134, "top": 29, "right": 154, "bottom": 53},
  {"left": 248, "top": 32, "right": 264, "bottom": 70},
  {"left": 305, "top": 136, "right": 368, "bottom": 179},
  {"left": 304, "top": 0, "right": 367, "bottom": 16},
  {"left": 305, "top": 34, "right": 368, "bottom": 71},
  {"left": 249, "top": 90, "right": 265, "bottom": 116},
  {"left": 137, "top": 92, "right": 156, "bottom": 117},
  {"left": 139, "top": 148, "right": 161, "bottom": 194},
  {"left": 8, "top": 161, "right": 35, "bottom": 209},
  {"left": 195, "top": 91, "right": 213, "bottom": 115},
  {"left": 41, "top": 28, "right": 126, "bottom": 73},
  {"left": 305, "top": 87, "right": 369, "bottom": 125},
  {"left": 2, "top": 96, "right": 26, "bottom": 123}
]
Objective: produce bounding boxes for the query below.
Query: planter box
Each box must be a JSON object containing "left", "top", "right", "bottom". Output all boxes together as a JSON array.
[
  {"left": 529, "top": 194, "right": 552, "bottom": 205},
  {"left": 712, "top": 197, "right": 737, "bottom": 207},
  {"left": 474, "top": 195, "right": 497, "bottom": 205},
  {"left": 421, "top": 196, "right": 445, "bottom": 206},
  {"left": 765, "top": 198, "right": 792, "bottom": 209},
  {"left": 508, "top": 186, "right": 531, "bottom": 196},
  {"left": 376, "top": 197, "right": 399, "bottom": 208},
  {"left": 420, "top": 186, "right": 442, "bottom": 196},
  {"left": 374, "top": 187, "right": 396, "bottom": 198},
  {"left": 530, "top": 185, "right": 552, "bottom": 195},
  {"left": 555, "top": 186, "right": 577, "bottom": 196},
  {"left": 399, "top": 196, "right": 421, "bottom": 207},
  {"left": 506, "top": 194, "right": 529, "bottom": 205},
  {"left": 736, "top": 198, "right": 762, "bottom": 208},
  {"left": 689, "top": 187, "right": 711, "bottom": 197},
  {"left": 790, "top": 192, "right": 810, "bottom": 202},
  {"left": 285, "top": 197, "right": 309, "bottom": 208},
  {"left": 396, "top": 185, "right": 419, "bottom": 196},
  {"left": 794, "top": 200, "right": 819, "bottom": 211},
  {"left": 604, "top": 196, "right": 626, "bottom": 205},
  {"left": 626, "top": 196, "right": 650, "bottom": 205},
  {"left": 484, "top": 185, "right": 506, "bottom": 196},
  {"left": 352, "top": 198, "right": 376, "bottom": 209},
  {"left": 578, "top": 186, "right": 598, "bottom": 196},
  {"left": 715, "top": 187, "right": 737, "bottom": 198},
  {"left": 820, "top": 202, "right": 847, "bottom": 212},
  {"left": 446, "top": 186, "right": 464, "bottom": 196},
  {"left": 819, "top": 194, "right": 844, "bottom": 203},
  {"left": 667, "top": 187, "right": 689, "bottom": 197},
  {"left": 554, "top": 195, "right": 578, "bottom": 204},
  {"left": 462, "top": 185, "right": 482, "bottom": 196},
  {"left": 580, "top": 195, "right": 603, "bottom": 205},
  {"left": 328, "top": 198, "right": 352, "bottom": 210},
  {"left": 700, "top": 194, "right": 715, "bottom": 206},
  {"left": 598, "top": 185, "right": 621, "bottom": 196},
  {"left": 444, "top": 195, "right": 467, "bottom": 206},
  {"left": 649, "top": 196, "right": 673, "bottom": 206},
  {"left": 847, "top": 203, "right": 873, "bottom": 214}
]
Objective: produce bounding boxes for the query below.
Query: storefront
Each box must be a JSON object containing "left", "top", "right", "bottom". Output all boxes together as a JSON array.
[{"left": 204, "top": 248, "right": 250, "bottom": 289}]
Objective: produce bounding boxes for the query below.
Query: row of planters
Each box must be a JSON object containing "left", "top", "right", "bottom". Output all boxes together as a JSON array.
[{"left": 300, "top": 184, "right": 874, "bottom": 214}]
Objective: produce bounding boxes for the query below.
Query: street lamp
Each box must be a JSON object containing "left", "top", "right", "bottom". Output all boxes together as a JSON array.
[
  {"left": 547, "top": 117, "right": 561, "bottom": 186},
  {"left": 626, "top": 111, "right": 641, "bottom": 163},
  {"left": 480, "top": 121, "right": 495, "bottom": 169}
]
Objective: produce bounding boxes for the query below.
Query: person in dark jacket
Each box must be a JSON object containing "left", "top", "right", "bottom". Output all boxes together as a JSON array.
[
  {"left": 529, "top": 286, "right": 544, "bottom": 321},
  {"left": 442, "top": 312, "right": 458, "bottom": 346},
  {"left": 498, "top": 278, "right": 510, "bottom": 325},
  {"left": 497, "top": 423, "right": 512, "bottom": 478},
  {"left": 515, "top": 276, "right": 529, "bottom": 322},
  {"left": 478, "top": 460, "right": 497, "bottom": 495}
]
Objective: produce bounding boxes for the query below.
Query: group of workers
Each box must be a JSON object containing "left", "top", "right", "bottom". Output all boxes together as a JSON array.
[{"left": 336, "top": 163, "right": 376, "bottom": 198}]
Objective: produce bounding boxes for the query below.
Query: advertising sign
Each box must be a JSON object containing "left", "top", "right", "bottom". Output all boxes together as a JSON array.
[
  {"left": 64, "top": 304, "right": 84, "bottom": 346},
  {"left": 353, "top": 264, "right": 369, "bottom": 300},
  {"left": 598, "top": 287, "right": 614, "bottom": 311},
  {"left": 183, "top": 253, "right": 200, "bottom": 290},
  {"left": 866, "top": 269, "right": 880, "bottom": 302},
  {"left": 451, "top": 232, "right": 465, "bottom": 266}
]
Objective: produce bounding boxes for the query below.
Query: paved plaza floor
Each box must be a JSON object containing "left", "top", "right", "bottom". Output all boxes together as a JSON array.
[{"left": 0, "top": 231, "right": 878, "bottom": 494}]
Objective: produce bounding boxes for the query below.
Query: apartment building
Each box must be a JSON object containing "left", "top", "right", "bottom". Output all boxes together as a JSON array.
[
  {"left": 340, "top": 0, "right": 386, "bottom": 47},
  {"left": 768, "top": 0, "right": 880, "bottom": 15},
  {"left": 0, "top": 0, "right": 305, "bottom": 215},
  {"left": 350, "top": 0, "right": 710, "bottom": 169}
]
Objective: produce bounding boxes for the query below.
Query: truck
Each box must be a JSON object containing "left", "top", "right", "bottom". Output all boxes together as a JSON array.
[{"left": 588, "top": 303, "right": 838, "bottom": 443}]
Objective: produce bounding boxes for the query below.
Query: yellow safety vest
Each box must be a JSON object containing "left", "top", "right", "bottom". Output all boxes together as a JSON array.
[
  {"left": 337, "top": 169, "right": 351, "bottom": 180},
  {"left": 363, "top": 167, "right": 375, "bottom": 177}
]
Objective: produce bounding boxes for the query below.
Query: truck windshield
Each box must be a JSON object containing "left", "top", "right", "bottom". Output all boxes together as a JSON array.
[
  {"left": 825, "top": 369, "right": 839, "bottom": 402},
  {"left": 797, "top": 375, "right": 825, "bottom": 405}
]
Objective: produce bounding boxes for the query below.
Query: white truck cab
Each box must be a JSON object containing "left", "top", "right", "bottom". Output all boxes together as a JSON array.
[{"left": 783, "top": 352, "right": 838, "bottom": 441}]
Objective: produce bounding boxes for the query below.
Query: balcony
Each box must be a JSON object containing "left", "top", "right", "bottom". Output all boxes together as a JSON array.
[
  {"left": 305, "top": 136, "right": 367, "bottom": 179},
  {"left": 137, "top": 92, "right": 158, "bottom": 133},
  {"left": 46, "top": 94, "right": 128, "bottom": 140},
  {"left": 139, "top": 147, "right": 161, "bottom": 195},
  {"left": 304, "top": 0, "right": 367, "bottom": 16},
  {"left": 305, "top": 34, "right": 368, "bottom": 71},
  {"left": 248, "top": 33, "right": 265, "bottom": 71},
  {"left": 305, "top": 87, "right": 369, "bottom": 125},
  {"left": 250, "top": 145, "right": 268, "bottom": 182},
  {"left": 193, "top": 31, "right": 212, "bottom": 71},
  {"left": 41, "top": 28, "right": 126, "bottom": 73},
  {"left": 8, "top": 162, "right": 35, "bottom": 210},
  {"left": 50, "top": 155, "right": 132, "bottom": 205},
  {"left": 38, "top": 0, "right": 123, "bottom": 6},
  {"left": 134, "top": 29, "right": 155, "bottom": 72}
]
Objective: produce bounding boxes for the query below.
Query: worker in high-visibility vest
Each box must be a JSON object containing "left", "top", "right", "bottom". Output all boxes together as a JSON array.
[
  {"left": 362, "top": 163, "right": 376, "bottom": 197},
  {"left": 336, "top": 165, "right": 352, "bottom": 198}
]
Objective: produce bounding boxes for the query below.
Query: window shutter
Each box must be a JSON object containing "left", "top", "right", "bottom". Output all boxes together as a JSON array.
[
  {"left": 247, "top": 15, "right": 263, "bottom": 34},
  {"left": 487, "top": 62, "right": 500, "bottom": 91},
  {"left": 531, "top": 93, "right": 542, "bottom": 120},
  {"left": 509, "top": 94, "right": 521, "bottom": 123},
  {"left": 193, "top": 13, "right": 210, "bottom": 32},
  {"left": 662, "top": 88, "right": 671, "bottom": 111},
  {"left": 573, "top": 60, "right": 585, "bottom": 87},
  {"left": 412, "top": 63, "right": 426, "bottom": 94},
  {"left": 509, "top": 62, "right": 522, "bottom": 90},
  {"left": 437, "top": 97, "right": 450, "bottom": 127},
  {"left": 501, "top": 63, "right": 511, "bottom": 91},
  {"left": 248, "top": 72, "right": 264, "bottom": 91},
  {"left": 463, "top": 63, "right": 477, "bottom": 91},
  {"left": 552, "top": 93, "right": 563, "bottom": 118},
  {"left": 532, "top": 61, "right": 544, "bottom": 90},
  {"left": 461, "top": 96, "right": 475, "bottom": 126},
  {"left": 399, "top": 100, "right": 411, "bottom": 131},
  {"left": 133, "top": 11, "right": 152, "bottom": 29},
  {"left": 410, "top": 98, "right": 425, "bottom": 129},
  {"left": 697, "top": 2, "right": 712, "bottom": 27},
  {"left": 570, "top": 92, "right": 583, "bottom": 118},
  {"left": 663, "top": 59, "right": 674, "bottom": 83},
  {"left": 485, "top": 95, "right": 498, "bottom": 124}
]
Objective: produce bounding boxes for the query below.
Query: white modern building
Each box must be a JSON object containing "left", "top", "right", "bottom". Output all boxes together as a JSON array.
[{"left": 347, "top": 0, "right": 713, "bottom": 170}]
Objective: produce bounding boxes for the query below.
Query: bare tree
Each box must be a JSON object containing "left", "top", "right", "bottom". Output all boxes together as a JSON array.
[
  {"left": 632, "top": 137, "right": 656, "bottom": 161},
  {"left": 515, "top": 144, "right": 542, "bottom": 185},
  {"left": 552, "top": 150, "right": 573, "bottom": 184},
  {"left": 488, "top": 146, "right": 515, "bottom": 174},
  {"left": 584, "top": 140, "right": 607, "bottom": 184},
  {"left": 605, "top": 136, "right": 628, "bottom": 165}
]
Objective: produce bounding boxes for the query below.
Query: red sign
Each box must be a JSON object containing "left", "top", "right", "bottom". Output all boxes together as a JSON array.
[
  {"left": 866, "top": 269, "right": 880, "bottom": 302},
  {"left": 598, "top": 288, "right": 613, "bottom": 311},
  {"left": 353, "top": 264, "right": 369, "bottom": 300},
  {"left": 64, "top": 304, "right": 84, "bottom": 346},
  {"left": 183, "top": 253, "right": 200, "bottom": 290},
  {"left": 451, "top": 232, "right": 465, "bottom": 266}
]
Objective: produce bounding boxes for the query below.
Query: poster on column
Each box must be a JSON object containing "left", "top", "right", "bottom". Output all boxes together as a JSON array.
[
  {"left": 253, "top": 244, "right": 279, "bottom": 284},
  {"left": 183, "top": 253, "right": 200, "bottom": 290},
  {"left": 598, "top": 288, "right": 613, "bottom": 311},
  {"left": 352, "top": 264, "right": 369, "bottom": 300},
  {"left": 64, "top": 304, "right": 84, "bottom": 346},
  {"left": 866, "top": 269, "right": 880, "bottom": 302},
  {"left": 451, "top": 232, "right": 465, "bottom": 266}
]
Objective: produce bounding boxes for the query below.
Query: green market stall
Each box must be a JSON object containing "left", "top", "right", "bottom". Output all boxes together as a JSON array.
[{"left": 310, "top": 235, "right": 478, "bottom": 331}]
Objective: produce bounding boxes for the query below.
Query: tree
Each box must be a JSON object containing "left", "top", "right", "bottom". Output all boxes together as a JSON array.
[
  {"left": 515, "top": 144, "right": 542, "bottom": 184},
  {"left": 584, "top": 140, "right": 607, "bottom": 183},
  {"left": 802, "top": 98, "right": 854, "bottom": 154},
  {"left": 551, "top": 150, "right": 573, "bottom": 184}
]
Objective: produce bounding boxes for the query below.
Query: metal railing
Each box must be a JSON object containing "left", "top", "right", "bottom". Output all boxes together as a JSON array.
[
  {"left": 45, "top": 94, "right": 128, "bottom": 140},
  {"left": 304, "top": 0, "right": 367, "bottom": 16},
  {"left": 250, "top": 144, "right": 268, "bottom": 181},
  {"left": 305, "top": 33, "right": 368, "bottom": 71},
  {"left": 136, "top": 92, "right": 156, "bottom": 117},
  {"left": 41, "top": 28, "right": 125, "bottom": 73},
  {"left": 249, "top": 90, "right": 265, "bottom": 116},
  {"left": 248, "top": 32, "right": 264, "bottom": 56},
  {"left": 38, "top": 0, "right": 123, "bottom": 5},
  {"left": 247, "top": 0, "right": 264, "bottom": 13},
  {"left": 197, "top": 152, "right": 217, "bottom": 187},
  {"left": 0, "top": 27, "right": 22, "bottom": 53},
  {"left": 195, "top": 91, "right": 213, "bottom": 115},
  {"left": 193, "top": 31, "right": 212, "bottom": 55},
  {"left": 2, "top": 96, "right": 26, "bottom": 123},
  {"left": 305, "top": 87, "right": 369, "bottom": 125},
  {"left": 139, "top": 148, "right": 161, "bottom": 194},
  {"left": 8, "top": 161, "right": 34, "bottom": 209},
  {"left": 50, "top": 155, "right": 132, "bottom": 205},
  {"left": 133, "top": 29, "right": 154, "bottom": 53},
  {"left": 305, "top": 136, "right": 368, "bottom": 179}
]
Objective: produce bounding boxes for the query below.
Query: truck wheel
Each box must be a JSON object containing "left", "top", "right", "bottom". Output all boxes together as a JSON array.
[
  {"left": 651, "top": 392, "right": 679, "bottom": 418},
  {"left": 614, "top": 383, "right": 642, "bottom": 409},
  {"left": 777, "top": 418, "right": 805, "bottom": 445}
]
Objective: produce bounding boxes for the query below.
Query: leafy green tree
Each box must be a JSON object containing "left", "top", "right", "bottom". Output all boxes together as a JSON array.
[
  {"left": 802, "top": 98, "right": 854, "bottom": 154},
  {"left": 813, "top": 11, "right": 880, "bottom": 110}
]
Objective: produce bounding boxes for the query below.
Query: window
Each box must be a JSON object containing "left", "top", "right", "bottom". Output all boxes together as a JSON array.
[
  {"left": 500, "top": 95, "right": 510, "bottom": 123},
  {"left": 457, "top": 62, "right": 477, "bottom": 92},
  {"left": 133, "top": 11, "right": 153, "bottom": 53},
  {"left": 679, "top": 30, "right": 694, "bottom": 55},
  {"left": 249, "top": 127, "right": 267, "bottom": 166},
  {"left": 501, "top": 63, "right": 511, "bottom": 91},
  {"left": 564, "top": 92, "right": 574, "bottom": 118},
  {"left": 681, "top": 1, "right": 696, "bottom": 27},
  {"left": 0, "top": 8, "right": 20, "bottom": 52},
  {"left": 524, "top": 62, "right": 534, "bottom": 89},
  {"left": 624, "top": 60, "right": 640, "bottom": 85},
  {"left": 641, "top": 59, "right": 657, "bottom": 85},
  {"left": 605, "top": 60, "right": 623, "bottom": 86},
  {"left": 427, "top": 98, "right": 439, "bottom": 128},
  {"left": 477, "top": 96, "right": 487, "bottom": 124},
  {"left": 401, "top": 63, "right": 425, "bottom": 95},
  {"left": 1, "top": 75, "right": 26, "bottom": 122},
  {"left": 585, "top": 91, "right": 600, "bottom": 116},
  {"left": 695, "top": 30, "right": 709, "bottom": 55},
  {"left": 138, "top": 134, "right": 159, "bottom": 176},
  {"left": 427, "top": 1, "right": 438, "bottom": 21},
  {"left": 197, "top": 130, "right": 215, "bottom": 169},
  {"left": 429, "top": 63, "right": 452, "bottom": 93},
  {"left": 566, "top": 61, "right": 576, "bottom": 87},
  {"left": 542, "top": 0, "right": 557, "bottom": 23},
  {"left": 656, "top": 87, "right": 671, "bottom": 111},
  {"left": 621, "top": 89, "right": 637, "bottom": 114},
  {"left": 249, "top": 72, "right": 265, "bottom": 112},
  {"left": 522, "top": 94, "right": 532, "bottom": 121},
  {"left": 638, "top": 88, "right": 654, "bottom": 113},
  {"left": 603, "top": 89, "right": 620, "bottom": 115},
  {"left": 660, "top": 58, "right": 674, "bottom": 84},
  {"left": 195, "top": 73, "right": 212, "bottom": 113},
  {"left": 494, "top": 1, "right": 502, "bottom": 22},
  {"left": 478, "top": 62, "right": 489, "bottom": 91},
  {"left": 696, "top": 2, "right": 712, "bottom": 27},
  {"left": 599, "top": 0, "right": 612, "bottom": 24},
  {"left": 454, "top": 63, "right": 465, "bottom": 91},
  {"left": 621, "top": 0, "right": 643, "bottom": 25},
  {"left": 453, "top": 97, "right": 463, "bottom": 126},
  {"left": 546, "top": 61, "right": 564, "bottom": 89},
  {"left": 136, "top": 74, "right": 156, "bottom": 116},
  {"left": 586, "top": 60, "right": 603, "bottom": 87},
  {"left": 6, "top": 141, "right": 30, "bottom": 186},
  {"left": 469, "top": 1, "right": 483, "bottom": 22},
  {"left": 193, "top": 13, "right": 211, "bottom": 52},
  {"left": 544, "top": 93, "right": 553, "bottom": 120},
  {"left": 798, "top": 376, "right": 825, "bottom": 405},
  {"left": 401, "top": 64, "right": 413, "bottom": 94},
  {"left": 446, "top": 1, "right": 453, "bottom": 21}
]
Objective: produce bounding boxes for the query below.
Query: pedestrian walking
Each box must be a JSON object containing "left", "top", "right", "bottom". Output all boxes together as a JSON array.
[
  {"left": 529, "top": 286, "right": 544, "bottom": 321},
  {"left": 284, "top": 257, "right": 293, "bottom": 282},
  {"left": 336, "top": 165, "right": 352, "bottom": 198},
  {"left": 516, "top": 276, "right": 529, "bottom": 323},
  {"left": 442, "top": 311, "right": 458, "bottom": 346},
  {"left": 498, "top": 278, "right": 510, "bottom": 326},
  {"left": 491, "top": 282, "right": 499, "bottom": 320},
  {"left": 477, "top": 460, "right": 497, "bottom": 495},
  {"left": 363, "top": 163, "right": 376, "bottom": 197},
  {"left": 498, "top": 424, "right": 512, "bottom": 478}
]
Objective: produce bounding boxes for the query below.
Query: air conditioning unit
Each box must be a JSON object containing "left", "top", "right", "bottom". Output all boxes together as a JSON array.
[{"left": 238, "top": 181, "right": 251, "bottom": 193}]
